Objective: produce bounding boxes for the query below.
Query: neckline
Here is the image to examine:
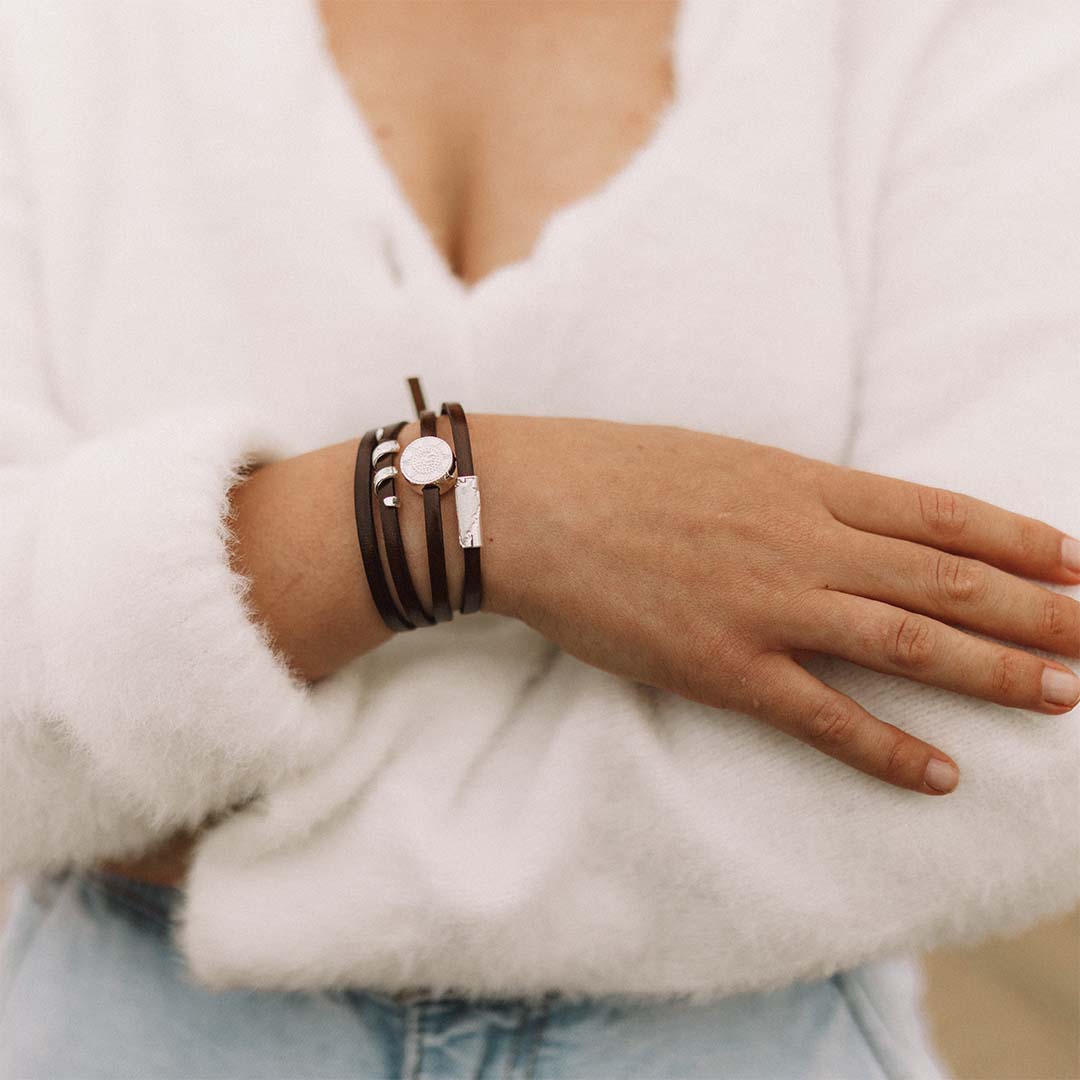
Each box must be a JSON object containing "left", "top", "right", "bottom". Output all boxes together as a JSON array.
[{"left": 304, "top": 0, "right": 704, "bottom": 305}]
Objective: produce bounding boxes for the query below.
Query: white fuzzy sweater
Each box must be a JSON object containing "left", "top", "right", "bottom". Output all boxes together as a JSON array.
[{"left": 1, "top": 0, "right": 1078, "bottom": 1000}]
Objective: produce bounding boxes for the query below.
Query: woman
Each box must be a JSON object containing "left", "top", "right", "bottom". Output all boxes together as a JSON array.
[{"left": 1, "top": 1, "right": 1077, "bottom": 1077}]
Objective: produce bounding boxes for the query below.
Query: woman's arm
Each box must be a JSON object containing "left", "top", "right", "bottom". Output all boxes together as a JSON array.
[
  {"left": 101, "top": 410, "right": 1078, "bottom": 885},
  {"left": 214, "top": 417, "right": 1080, "bottom": 773}
]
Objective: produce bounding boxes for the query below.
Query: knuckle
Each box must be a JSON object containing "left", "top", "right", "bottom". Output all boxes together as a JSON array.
[
  {"left": 804, "top": 698, "right": 860, "bottom": 747},
  {"left": 886, "top": 613, "right": 936, "bottom": 669},
  {"left": 1039, "top": 592, "right": 1080, "bottom": 654},
  {"left": 1015, "top": 518, "right": 1043, "bottom": 564},
  {"left": 672, "top": 623, "right": 748, "bottom": 707},
  {"left": 688, "top": 623, "right": 739, "bottom": 674},
  {"left": 768, "top": 510, "right": 835, "bottom": 564},
  {"left": 917, "top": 486, "right": 969, "bottom": 539},
  {"left": 880, "top": 735, "right": 915, "bottom": 784},
  {"left": 931, "top": 551, "right": 988, "bottom": 605},
  {"left": 989, "top": 649, "right": 1019, "bottom": 698},
  {"left": 781, "top": 584, "right": 825, "bottom": 627}
]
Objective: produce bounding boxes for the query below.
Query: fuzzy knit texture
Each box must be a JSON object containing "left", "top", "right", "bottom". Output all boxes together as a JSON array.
[{"left": 1, "top": 0, "right": 1078, "bottom": 1001}]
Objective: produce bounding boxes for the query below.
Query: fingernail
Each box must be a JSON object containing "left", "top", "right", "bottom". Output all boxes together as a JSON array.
[
  {"left": 1063, "top": 536, "right": 1080, "bottom": 573},
  {"left": 1042, "top": 666, "right": 1080, "bottom": 707},
  {"left": 924, "top": 758, "right": 959, "bottom": 793}
]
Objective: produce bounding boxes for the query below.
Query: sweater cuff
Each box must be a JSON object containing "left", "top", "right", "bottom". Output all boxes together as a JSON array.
[{"left": 30, "top": 402, "right": 357, "bottom": 841}]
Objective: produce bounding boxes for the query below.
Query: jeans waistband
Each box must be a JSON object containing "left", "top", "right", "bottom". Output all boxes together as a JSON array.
[
  {"left": 71, "top": 868, "right": 458, "bottom": 1005},
  {"left": 78, "top": 868, "right": 181, "bottom": 936}
]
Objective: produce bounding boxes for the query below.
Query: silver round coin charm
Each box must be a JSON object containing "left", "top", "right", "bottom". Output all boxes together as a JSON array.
[{"left": 399, "top": 435, "right": 457, "bottom": 493}]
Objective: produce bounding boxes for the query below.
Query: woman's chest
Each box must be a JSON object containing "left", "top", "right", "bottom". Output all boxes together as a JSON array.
[
  {"left": 317, "top": 0, "right": 680, "bottom": 290},
  {"left": 32, "top": 2, "right": 856, "bottom": 464}
]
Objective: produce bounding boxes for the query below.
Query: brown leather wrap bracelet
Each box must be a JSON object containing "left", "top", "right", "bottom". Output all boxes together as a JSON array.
[
  {"left": 376, "top": 421, "right": 436, "bottom": 629},
  {"left": 354, "top": 425, "right": 413, "bottom": 633},
  {"left": 440, "top": 401, "right": 483, "bottom": 614},
  {"left": 419, "top": 409, "right": 454, "bottom": 623}
]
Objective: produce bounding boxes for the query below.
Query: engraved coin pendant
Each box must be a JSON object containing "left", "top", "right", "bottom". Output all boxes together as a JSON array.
[{"left": 400, "top": 435, "right": 457, "bottom": 492}]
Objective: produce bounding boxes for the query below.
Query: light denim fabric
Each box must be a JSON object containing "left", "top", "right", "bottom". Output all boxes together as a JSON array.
[{"left": 0, "top": 870, "right": 948, "bottom": 1080}]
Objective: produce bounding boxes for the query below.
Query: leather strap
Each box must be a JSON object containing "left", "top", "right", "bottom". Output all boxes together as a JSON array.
[
  {"left": 377, "top": 420, "right": 436, "bottom": 628},
  {"left": 419, "top": 409, "right": 454, "bottom": 623},
  {"left": 440, "top": 401, "right": 483, "bottom": 614},
  {"left": 354, "top": 426, "right": 413, "bottom": 632}
]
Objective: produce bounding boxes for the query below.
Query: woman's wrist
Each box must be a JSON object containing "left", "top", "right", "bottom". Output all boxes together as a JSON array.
[{"left": 391, "top": 411, "right": 527, "bottom": 621}]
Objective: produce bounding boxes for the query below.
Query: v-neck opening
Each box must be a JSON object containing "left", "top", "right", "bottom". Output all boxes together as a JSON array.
[{"left": 304, "top": 0, "right": 704, "bottom": 305}]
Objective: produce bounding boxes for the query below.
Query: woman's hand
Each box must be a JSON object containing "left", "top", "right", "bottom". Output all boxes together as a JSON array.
[{"left": 475, "top": 414, "right": 1080, "bottom": 796}]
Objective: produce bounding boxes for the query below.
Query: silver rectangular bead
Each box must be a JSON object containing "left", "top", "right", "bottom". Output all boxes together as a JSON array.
[{"left": 455, "top": 475, "right": 482, "bottom": 548}]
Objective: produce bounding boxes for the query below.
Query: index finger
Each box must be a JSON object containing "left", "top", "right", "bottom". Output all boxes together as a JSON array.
[{"left": 817, "top": 467, "right": 1080, "bottom": 584}]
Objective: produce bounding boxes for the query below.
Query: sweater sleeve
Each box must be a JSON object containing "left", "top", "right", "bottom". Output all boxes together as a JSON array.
[
  {"left": 0, "top": 71, "right": 356, "bottom": 876},
  {"left": 847, "top": 0, "right": 1080, "bottom": 532}
]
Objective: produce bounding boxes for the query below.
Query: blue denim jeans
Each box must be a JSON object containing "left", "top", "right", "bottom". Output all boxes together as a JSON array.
[{"left": 0, "top": 869, "right": 947, "bottom": 1079}]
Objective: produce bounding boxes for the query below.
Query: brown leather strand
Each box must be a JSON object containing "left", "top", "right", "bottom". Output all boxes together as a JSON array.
[
  {"left": 419, "top": 409, "right": 454, "bottom": 623},
  {"left": 376, "top": 421, "right": 436, "bottom": 628},
  {"left": 355, "top": 426, "right": 414, "bottom": 632},
  {"left": 440, "top": 401, "right": 483, "bottom": 614}
]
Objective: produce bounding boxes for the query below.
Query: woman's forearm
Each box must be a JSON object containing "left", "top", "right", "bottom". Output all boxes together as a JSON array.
[{"left": 225, "top": 412, "right": 518, "bottom": 684}]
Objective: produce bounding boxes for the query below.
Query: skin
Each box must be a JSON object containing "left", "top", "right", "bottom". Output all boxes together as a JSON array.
[
  {"left": 316, "top": 0, "right": 681, "bottom": 286},
  {"left": 98, "top": 2, "right": 1080, "bottom": 887}
]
